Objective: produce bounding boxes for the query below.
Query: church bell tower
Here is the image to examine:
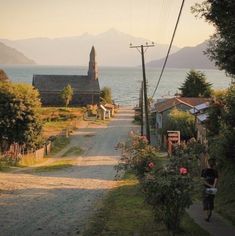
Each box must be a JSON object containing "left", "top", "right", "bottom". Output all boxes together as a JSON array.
[{"left": 88, "top": 46, "right": 98, "bottom": 80}]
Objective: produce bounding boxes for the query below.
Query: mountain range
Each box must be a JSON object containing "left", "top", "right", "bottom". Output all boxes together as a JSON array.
[
  {"left": 146, "top": 41, "right": 216, "bottom": 69},
  {"left": 0, "top": 29, "right": 216, "bottom": 69},
  {"left": 0, "top": 29, "right": 179, "bottom": 66},
  {"left": 0, "top": 42, "right": 35, "bottom": 65}
]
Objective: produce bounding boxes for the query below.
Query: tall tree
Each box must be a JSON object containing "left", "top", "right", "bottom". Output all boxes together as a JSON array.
[
  {"left": 60, "top": 84, "right": 73, "bottom": 107},
  {"left": 0, "top": 82, "right": 43, "bottom": 152},
  {"left": 179, "top": 70, "right": 212, "bottom": 97},
  {"left": 192, "top": 0, "right": 235, "bottom": 77}
]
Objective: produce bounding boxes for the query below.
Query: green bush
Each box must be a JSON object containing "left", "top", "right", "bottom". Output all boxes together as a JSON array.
[
  {"left": 116, "top": 134, "right": 159, "bottom": 179},
  {"left": 143, "top": 165, "right": 193, "bottom": 234}
]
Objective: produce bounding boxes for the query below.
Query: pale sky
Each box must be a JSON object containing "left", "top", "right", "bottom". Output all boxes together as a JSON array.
[{"left": 0, "top": 0, "right": 214, "bottom": 47}]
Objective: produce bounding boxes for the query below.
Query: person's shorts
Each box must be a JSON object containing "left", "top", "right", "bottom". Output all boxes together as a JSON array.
[{"left": 203, "top": 193, "right": 215, "bottom": 210}]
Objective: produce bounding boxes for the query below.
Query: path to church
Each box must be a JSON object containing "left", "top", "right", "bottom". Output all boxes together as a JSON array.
[{"left": 0, "top": 107, "right": 138, "bottom": 236}]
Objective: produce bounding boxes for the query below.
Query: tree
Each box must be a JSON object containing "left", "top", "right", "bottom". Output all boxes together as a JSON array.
[
  {"left": 60, "top": 84, "right": 73, "bottom": 107},
  {"left": 100, "top": 86, "right": 112, "bottom": 104},
  {"left": 0, "top": 82, "right": 43, "bottom": 152},
  {"left": 207, "top": 85, "right": 235, "bottom": 161},
  {"left": 192, "top": 0, "right": 235, "bottom": 77},
  {"left": 164, "top": 108, "right": 195, "bottom": 140},
  {"left": 179, "top": 70, "right": 212, "bottom": 97}
]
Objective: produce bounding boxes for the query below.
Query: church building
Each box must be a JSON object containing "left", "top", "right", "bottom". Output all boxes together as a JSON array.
[{"left": 33, "top": 46, "right": 100, "bottom": 106}]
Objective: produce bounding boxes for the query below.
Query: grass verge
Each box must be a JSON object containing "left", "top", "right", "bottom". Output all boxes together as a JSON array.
[
  {"left": 83, "top": 172, "right": 209, "bottom": 236},
  {"left": 51, "top": 136, "right": 70, "bottom": 155},
  {"left": 62, "top": 146, "right": 84, "bottom": 157},
  {"left": 33, "top": 160, "right": 74, "bottom": 172}
]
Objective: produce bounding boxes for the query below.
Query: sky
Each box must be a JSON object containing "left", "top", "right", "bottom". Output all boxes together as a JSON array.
[{"left": 0, "top": 0, "right": 214, "bottom": 47}]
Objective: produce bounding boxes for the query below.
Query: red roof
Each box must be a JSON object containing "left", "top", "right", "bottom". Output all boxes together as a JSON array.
[{"left": 155, "top": 97, "right": 210, "bottom": 113}]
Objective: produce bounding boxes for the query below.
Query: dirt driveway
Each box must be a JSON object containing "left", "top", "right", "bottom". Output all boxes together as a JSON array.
[{"left": 0, "top": 107, "right": 138, "bottom": 236}]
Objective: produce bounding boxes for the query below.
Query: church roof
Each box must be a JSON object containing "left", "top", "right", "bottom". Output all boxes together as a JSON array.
[{"left": 33, "top": 74, "right": 100, "bottom": 93}]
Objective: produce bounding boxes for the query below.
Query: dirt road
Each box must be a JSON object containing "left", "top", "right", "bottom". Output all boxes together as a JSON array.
[{"left": 0, "top": 107, "right": 137, "bottom": 236}]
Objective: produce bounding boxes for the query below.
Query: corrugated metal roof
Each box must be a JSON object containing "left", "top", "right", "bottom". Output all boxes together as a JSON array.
[
  {"left": 197, "top": 113, "right": 208, "bottom": 122},
  {"left": 189, "top": 102, "right": 210, "bottom": 114}
]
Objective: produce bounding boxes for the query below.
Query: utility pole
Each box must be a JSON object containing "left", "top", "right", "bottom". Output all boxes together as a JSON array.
[
  {"left": 140, "top": 81, "right": 144, "bottom": 136},
  {"left": 130, "top": 42, "right": 155, "bottom": 144}
]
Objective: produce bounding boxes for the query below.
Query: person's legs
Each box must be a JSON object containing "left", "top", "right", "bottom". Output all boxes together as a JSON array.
[
  {"left": 207, "top": 195, "right": 214, "bottom": 221},
  {"left": 203, "top": 195, "right": 210, "bottom": 221}
]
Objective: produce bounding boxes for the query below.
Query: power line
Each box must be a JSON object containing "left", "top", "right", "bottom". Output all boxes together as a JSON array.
[{"left": 151, "top": 0, "right": 185, "bottom": 98}]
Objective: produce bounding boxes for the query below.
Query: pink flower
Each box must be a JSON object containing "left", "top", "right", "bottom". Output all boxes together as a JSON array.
[
  {"left": 179, "top": 167, "right": 188, "bottom": 175},
  {"left": 148, "top": 162, "right": 155, "bottom": 169},
  {"left": 140, "top": 136, "right": 148, "bottom": 142}
]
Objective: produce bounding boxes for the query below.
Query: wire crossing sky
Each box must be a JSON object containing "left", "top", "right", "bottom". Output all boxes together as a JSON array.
[{"left": 0, "top": 0, "right": 214, "bottom": 47}]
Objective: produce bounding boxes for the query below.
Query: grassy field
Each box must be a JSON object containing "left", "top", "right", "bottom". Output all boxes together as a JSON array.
[
  {"left": 40, "top": 107, "right": 86, "bottom": 138},
  {"left": 83, "top": 172, "right": 210, "bottom": 236}
]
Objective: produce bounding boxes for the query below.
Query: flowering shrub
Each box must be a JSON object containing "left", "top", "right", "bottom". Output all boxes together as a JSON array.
[
  {"left": 143, "top": 158, "right": 193, "bottom": 234},
  {"left": 116, "top": 133, "right": 195, "bottom": 234},
  {"left": 179, "top": 167, "right": 188, "bottom": 175},
  {"left": 172, "top": 139, "right": 205, "bottom": 177},
  {"left": 116, "top": 134, "right": 159, "bottom": 179}
]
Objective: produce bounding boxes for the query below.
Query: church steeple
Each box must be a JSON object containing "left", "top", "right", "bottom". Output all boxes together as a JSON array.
[{"left": 88, "top": 46, "right": 98, "bottom": 80}]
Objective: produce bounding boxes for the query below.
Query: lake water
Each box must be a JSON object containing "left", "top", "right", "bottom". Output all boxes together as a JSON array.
[{"left": 0, "top": 65, "right": 231, "bottom": 106}]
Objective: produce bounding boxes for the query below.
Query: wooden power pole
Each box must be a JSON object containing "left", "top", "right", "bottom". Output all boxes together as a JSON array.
[
  {"left": 140, "top": 81, "right": 144, "bottom": 136},
  {"left": 130, "top": 42, "right": 155, "bottom": 144}
]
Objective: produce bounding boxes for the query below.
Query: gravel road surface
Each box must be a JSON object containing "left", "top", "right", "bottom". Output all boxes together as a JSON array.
[{"left": 0, "top": 107, "right": 137, "bottom": 236}]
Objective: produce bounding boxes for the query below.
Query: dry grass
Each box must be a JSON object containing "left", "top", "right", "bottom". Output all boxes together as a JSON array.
[
  {"left": 62, "top": 146, "right": 84, "bottom": 157},
  {"left": 33, "top": 160, "right": 74, "bottom": 172}
]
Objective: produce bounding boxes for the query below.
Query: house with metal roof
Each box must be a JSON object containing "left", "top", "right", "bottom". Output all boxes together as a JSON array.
[
  {"left": 33, "top": 46, "right": 100, "bottom": 106},
  {"left": 152, "top": 97, "right": 210, "bottom": 147},
  {"left": 189, "top": 101, "right": 210, "bottom": 144}
]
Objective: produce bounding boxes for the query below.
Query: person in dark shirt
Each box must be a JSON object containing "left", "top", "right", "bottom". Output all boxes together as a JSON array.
[{"left": 201, "top": 158, "right": 218, "bottom": 222}]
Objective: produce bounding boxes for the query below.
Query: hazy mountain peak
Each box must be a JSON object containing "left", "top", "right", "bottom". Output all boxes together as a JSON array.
[
  {"left": 0, "top": 30, "right": 180, "bottom": 66},
  {"left": 146, "top": 40, "right": 215, "bottom": 69},
  {"left": 0, "top": 41, "right": 35, "bottom": 65}
]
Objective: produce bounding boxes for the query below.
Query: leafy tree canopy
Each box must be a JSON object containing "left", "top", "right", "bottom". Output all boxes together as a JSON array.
[
  {"left": 207, "top": 85, "right": 235, "bottom": 161},
  {"left": 60, "top": 84, "right": 73, "bottom": 107},
  {"left": 100, "top": 86, "right": 112, "bottom": 104},
  {"left": 0, "top": 82, "right": 43, "bottom": 152},
  {"left": 192, "top": 0, "right": 235, "bottom": 76},
  {"left": 164, "top": 108, "right": 195, "bottom": 141},
  {"left": 179, "top": 70, "right": 212, "bottom": 97}
]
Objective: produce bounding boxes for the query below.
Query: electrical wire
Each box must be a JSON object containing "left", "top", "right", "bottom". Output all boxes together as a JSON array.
[{"left": 151, "top": 0, "right": 185, "bottom": 98}]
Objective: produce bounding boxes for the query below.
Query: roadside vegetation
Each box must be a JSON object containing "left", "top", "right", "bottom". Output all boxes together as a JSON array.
[
  {"left": 50, "top": 136, "right": 70, "bottom": 155},
  {"left": 40, "top": 107, "right": 86, "bottom": 138},
  {"left": 84, "top": 170, "right": 209, "bottom": 235},
  {"left": 62, "top": 146, "right": 83, "bottom": 157},
  {"left": 84, "top": 133, "right": 209, "bottom": 236},
  {"left": 100, "top": 86, "right": 112, "bottom": 104},
  {"left": 33, "top": 160, "right": 74, "bottom": 172}
]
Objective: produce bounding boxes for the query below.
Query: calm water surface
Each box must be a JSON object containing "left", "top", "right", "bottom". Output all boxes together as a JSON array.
[{"left": 0, "top": 65, "right": 231, "bottom": 105}]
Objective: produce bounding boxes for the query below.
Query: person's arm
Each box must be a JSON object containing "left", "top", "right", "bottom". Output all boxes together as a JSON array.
[
  {"left": 213, "top": 178, "right": 218, "bottom": 188},
  {"left": 203, "top": 180, "right": 213, "bottom": 188}
]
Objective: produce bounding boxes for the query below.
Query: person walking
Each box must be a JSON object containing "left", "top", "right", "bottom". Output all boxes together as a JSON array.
[{"left": 201, "top": 158, "right": 218, "bottom": 222}]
